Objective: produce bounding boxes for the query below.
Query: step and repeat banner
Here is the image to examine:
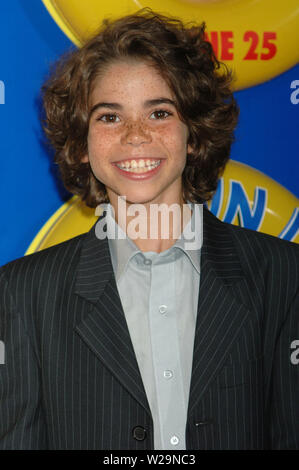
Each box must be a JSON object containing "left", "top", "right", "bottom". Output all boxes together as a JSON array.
[{"left": 0, "top": 0, "right": 298, "bottom": 266}]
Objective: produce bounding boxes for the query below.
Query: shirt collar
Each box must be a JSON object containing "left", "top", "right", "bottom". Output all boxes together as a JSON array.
[{"left": 106, "top": 200, "right": 202, "bottom": 282}]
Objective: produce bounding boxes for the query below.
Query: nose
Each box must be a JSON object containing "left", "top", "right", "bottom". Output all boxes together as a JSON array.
[{"left": 121, "top": 121, "right": 152, "bottom": 146}]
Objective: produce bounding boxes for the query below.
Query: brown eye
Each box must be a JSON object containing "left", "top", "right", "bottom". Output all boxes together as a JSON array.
[
  {"left": 150, "top": 110, "right": 172, "bottom": 120},
  {"left": 98, "top": 114, "right": 120, "bottom": 123}
]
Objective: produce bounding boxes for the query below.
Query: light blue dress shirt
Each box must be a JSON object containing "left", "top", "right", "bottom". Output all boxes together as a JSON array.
[{"left": 104, "top": 201, "right": 202, "bottom": 450}]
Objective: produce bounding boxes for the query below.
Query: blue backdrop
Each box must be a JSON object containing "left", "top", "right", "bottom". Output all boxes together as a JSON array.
[{"left": 0, "top": 0, "right": 298, "bottom": 267}]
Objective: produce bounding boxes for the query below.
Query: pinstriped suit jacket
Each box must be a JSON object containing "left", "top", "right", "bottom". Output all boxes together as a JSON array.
[{"left": 0, "top": 207, "right": 298, "bottom": 450}]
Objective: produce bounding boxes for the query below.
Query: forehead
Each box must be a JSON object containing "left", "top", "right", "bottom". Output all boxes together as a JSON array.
[{"left": 90, "top": 59, "right": 174, "bottom": 102}]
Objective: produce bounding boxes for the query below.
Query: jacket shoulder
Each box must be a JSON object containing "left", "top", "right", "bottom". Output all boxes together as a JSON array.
[
  {"left": 204, "top": 207, "right": 299, "bottom": 288},
  {"left": 205, "top": 206, "right": 299, "bottom": 254},
  {"left": 222, "top": 216, "right": 299, "bottom": 287},
  {"left": 0, "top": 233, "right": 86, "bottom": 286},
  {"left": 225, "top": 217, "right": 299, "bottom": 258}
]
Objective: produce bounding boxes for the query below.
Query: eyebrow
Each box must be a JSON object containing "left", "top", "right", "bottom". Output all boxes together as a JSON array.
[
  {"left": 89, "top": 97, "right": 177, "bottom": 120},
  {"left": 145, "top": 98, "right": 176, "bottom": 108}
]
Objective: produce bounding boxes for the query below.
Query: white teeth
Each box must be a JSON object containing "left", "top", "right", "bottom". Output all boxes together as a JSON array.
[{"left": 116, "top": 159, "right": 161, "bottom": 172}]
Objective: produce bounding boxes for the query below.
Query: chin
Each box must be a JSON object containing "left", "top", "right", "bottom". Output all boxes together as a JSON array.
[
  {"left": 114, "top": 190, "right": 160, "bottom": 206},
  {"left": 123, "top": 196, "right": 158, "bottom": 206}
]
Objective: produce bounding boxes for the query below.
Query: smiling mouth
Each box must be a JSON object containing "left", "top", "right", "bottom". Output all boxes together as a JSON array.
[{"left": 113, "top": 159, "right": 161, "bottom": 173}]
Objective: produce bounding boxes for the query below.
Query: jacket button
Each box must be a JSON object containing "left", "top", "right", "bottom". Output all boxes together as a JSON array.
[{"left": 132, "top": 426, "right": 147, "bottom": 441}]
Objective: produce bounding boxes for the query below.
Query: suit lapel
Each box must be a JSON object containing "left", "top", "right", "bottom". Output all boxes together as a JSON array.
[
  {"left": 74, "top": 212, "right": 151, "bottom": 415},
  {"left": 187, "top": 207, "right": 252, "bottom": 416}
]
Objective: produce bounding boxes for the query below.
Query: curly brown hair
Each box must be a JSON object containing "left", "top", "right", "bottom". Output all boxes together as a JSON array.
[{"left": 42, "top": 8, "right": 239, "bottom": 207}]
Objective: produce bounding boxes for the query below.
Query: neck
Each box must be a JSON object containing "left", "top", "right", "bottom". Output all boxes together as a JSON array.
[{"left": 109, "top": 196, "right": 192, "bottom": 253}]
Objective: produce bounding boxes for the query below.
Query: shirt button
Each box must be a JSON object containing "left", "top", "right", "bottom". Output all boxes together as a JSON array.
[
  {"left": 144, "top": 259, "right": 152, "bottom": 265},
  {"left": 170, "top": 435, "right": 179, "bottom": 446},
  {"left": 159, "top": 305, "right": 167, "bottom": 314},
  {"left": 163, "top": 370, "right": 173, "bottom": 379}
]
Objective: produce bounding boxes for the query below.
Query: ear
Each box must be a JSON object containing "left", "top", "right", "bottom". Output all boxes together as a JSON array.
[
  {"left": 81, "top": 154, "right": 89, "bottom": 163},
  {"left": 187, "top": 143, "right": 194, "bottom": 155}
]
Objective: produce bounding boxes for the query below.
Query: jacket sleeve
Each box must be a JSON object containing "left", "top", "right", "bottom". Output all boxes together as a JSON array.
[
  {"left": 0, "top": 268, "right": 48, "bottom": 449},
  {"left": 269, "top": 287, "right": 299, "bottom": 449}
]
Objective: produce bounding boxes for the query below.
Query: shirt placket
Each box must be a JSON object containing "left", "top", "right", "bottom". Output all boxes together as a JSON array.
[{"left": 148, "top": 252, "right": 187, "bottom": 450}]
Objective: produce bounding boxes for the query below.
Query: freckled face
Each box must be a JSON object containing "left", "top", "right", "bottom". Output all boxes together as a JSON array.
[{"left": 84, "top": 60, "right": 192, "bottom": 207}]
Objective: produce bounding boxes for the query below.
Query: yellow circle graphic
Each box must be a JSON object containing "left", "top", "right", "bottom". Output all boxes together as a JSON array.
[
  {"left": 42, "top": 0, "right": 299, "bottom": 90},
  {"left": 26, "top": 160, "right": 299, "bottom": 254}
]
